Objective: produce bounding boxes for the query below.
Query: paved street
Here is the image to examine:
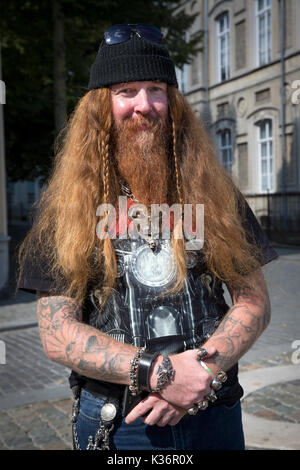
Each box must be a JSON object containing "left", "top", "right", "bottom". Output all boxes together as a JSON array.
[{"left": 0, "top": 245, "right": 299, "bottom": 450}]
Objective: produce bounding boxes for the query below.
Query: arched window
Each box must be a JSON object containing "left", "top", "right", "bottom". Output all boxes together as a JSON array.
[
  {"left": 257, "top": 119, "right": 273, "bottom": 192},
  {"left": 218, "top": 129, "right": 232, "bottom": 174}
]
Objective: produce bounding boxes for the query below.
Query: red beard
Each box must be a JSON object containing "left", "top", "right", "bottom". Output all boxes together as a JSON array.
[{"left": 112, "top": 115, "right": 171, "bottom": 206}]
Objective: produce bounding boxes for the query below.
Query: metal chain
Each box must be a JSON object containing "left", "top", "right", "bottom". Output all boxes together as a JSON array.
[
  {"left": 71, "top": 396, "right": 81, "bottom": 450},
  {"left": 86, "top": 424, "right": 114, "bottom": 450}
]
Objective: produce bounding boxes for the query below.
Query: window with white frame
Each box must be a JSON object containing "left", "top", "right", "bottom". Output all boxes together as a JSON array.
[
  {"left": 256, "top": 0, "right": 271, "bottom": 66},
  {"left": 218, "top": 129, "right": 232, "bottom": 174},
  {"left": 216, "top": 12, "right": 230, "bottom": 82},
  {"left": 257, "top": 119, "right": 273, "bottom": 192},
  {"left": 176, "top": 64, "right": 188, "bottom": 93}
]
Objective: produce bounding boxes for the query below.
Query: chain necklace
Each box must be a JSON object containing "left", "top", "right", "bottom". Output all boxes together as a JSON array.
[{"left": 120, "top": 180, "right": 159, "bottom": 252}]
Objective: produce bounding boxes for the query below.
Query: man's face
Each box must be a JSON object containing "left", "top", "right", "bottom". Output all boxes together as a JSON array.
[
  {"left": 110, "top": 81, "right": 170, "bottom": 206},
  {"left": 110, "top": 81, "right": 168, "bottom": 125}
]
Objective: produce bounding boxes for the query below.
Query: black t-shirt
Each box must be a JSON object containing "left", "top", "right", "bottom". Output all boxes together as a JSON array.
[{"left": 18, "top": 201, "right": 278, "bottom": 406}]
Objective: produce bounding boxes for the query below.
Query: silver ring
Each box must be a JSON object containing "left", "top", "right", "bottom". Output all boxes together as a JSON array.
[
  {"left": 187, "top": 405, "right": 199, "bottom": 415},
  {"left": 206, "top": 390, "right": 218, "bottom": 403},
  {"left": 211, "top": 377, "right": 222, "bottom": 391},
  {"left": 197, "top": 399, "right": 209, "bottom": 411},
  {"left": 196, "top": 348, "right": 208, "bottom": 361},
  {"left": 216, "top": 371, "right": 227, "bottom": 383}
]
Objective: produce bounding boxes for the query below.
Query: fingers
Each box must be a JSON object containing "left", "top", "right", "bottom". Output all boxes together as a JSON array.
[
  {"left": 154, "top": 409, "right": 186, "bottom": 427},
  {"left": 142, "top": 401, "right": 170, "bottom": 426},
  {"left": 125, "top": 394, "right": 186, "bottom": 427},
  {"left": 142, "top": 398, "right": 187, "bottom": 427},
  {"left": 203, "top": 345, "right": 217, "bottom": 357},
  {"left": 125, "top": 396, "right": 154, "bottom": 424}
]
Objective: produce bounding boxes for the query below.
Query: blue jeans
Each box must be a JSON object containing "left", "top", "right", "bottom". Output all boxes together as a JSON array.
[{"left": 74, "top": 389, "right": 245, "bottom": 450}]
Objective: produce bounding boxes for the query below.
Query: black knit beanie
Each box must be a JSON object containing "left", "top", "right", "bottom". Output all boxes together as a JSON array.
[{"left": 88, "top": 34, "right": 178, "bottom": 89}]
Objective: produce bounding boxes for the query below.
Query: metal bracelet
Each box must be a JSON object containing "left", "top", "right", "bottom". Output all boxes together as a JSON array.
[
  {"left": 129, "top": 347, "right": 146, "bottom": 396},
  {"left": 154, "top": 355, "right": 175, "bottom": 393}
]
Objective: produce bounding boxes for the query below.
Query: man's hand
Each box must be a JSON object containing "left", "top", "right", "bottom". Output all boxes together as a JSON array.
[
  {"left": 125, "top": 393, "right": 187, "bottom": 427},
  {"left": 149, "top": 346, "right": 217, "bottom": 410}
]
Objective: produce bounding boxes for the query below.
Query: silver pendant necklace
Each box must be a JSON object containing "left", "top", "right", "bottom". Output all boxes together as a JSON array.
[{"left": 120, "top": 181, "right": 159, "bottom": 252}]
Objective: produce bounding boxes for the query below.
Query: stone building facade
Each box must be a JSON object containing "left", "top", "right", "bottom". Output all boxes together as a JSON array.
[{"left": 177, "top": 0, "right": 300, "bottom": 240}]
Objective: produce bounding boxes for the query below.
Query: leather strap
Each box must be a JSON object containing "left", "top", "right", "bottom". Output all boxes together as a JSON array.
[
  {"left": 83, "top": 378, "right": 125, "bottom": 400},
  {"left": 138, "top": 350, "right": 160, "bottom": 392}
]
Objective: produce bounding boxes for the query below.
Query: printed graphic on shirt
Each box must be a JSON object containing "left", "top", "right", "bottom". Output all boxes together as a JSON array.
[{"left": 87, "top": 238, "right": 228, "bottom": 355}]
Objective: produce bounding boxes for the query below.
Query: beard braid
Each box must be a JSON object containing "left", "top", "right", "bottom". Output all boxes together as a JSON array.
[{"left": 112, "top": 115, "right": 171, "bottom": 206}]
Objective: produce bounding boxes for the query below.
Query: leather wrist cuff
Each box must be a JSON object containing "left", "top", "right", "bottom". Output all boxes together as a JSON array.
[{"left": 138, "top": 350, "right": 160, "bottom": 392}]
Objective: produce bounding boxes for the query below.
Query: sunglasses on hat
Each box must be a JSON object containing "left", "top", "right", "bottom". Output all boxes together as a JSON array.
[{"left": 104, "top": 24, "right": 164, "bottom": 45}]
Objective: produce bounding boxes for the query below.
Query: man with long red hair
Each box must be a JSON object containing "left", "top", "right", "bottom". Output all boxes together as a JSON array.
[{"left": 17, "top": 24, "right": 277, "bottom": 450}]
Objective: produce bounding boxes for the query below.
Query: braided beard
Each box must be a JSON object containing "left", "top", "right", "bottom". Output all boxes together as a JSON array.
[{"left": 112, "top": 115, "right": 171, "bottom": 206}]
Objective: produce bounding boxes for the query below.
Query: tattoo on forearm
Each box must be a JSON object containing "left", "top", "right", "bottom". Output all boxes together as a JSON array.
[
  {"left": 37, "top": 295, "right": 135, "bottom": 384},
  {"left": 204, "top": 272, "right": 271, "bottom": 371}
]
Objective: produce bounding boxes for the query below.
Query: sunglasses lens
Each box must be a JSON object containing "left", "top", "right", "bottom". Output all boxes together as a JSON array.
[
  {"left": 104, "top": 24, "right": 163, "bottom": 45},
  {"left": 136, "top": 25, "right": 163, "bottom": 43},
  {"left": 104, "top": 24, "right": 131, "bottom": 45}
]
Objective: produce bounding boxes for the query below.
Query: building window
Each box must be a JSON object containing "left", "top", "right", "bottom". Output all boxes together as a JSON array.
[
  {"left": 218, "top": 129, "right": 232, "bottom": 174},
  {"left": 176, "top": 64, "right": 188, "bottom": 93},
  {"left": 217, "top": 102, "right": 229, "bottom": 118},
  {"left": 256, "top": 0, "right": 271, "bottom": 66},
  {"left": 257, "top": 119, "right": 273, "bottom": 192},
  {"left": 216, "top": 12, "right": 230, "bottom": 82}
]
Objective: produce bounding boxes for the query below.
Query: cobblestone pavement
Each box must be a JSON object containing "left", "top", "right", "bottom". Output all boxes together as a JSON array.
[
  {"left": 242, "top": 379, "right": 300, "bottom": 424},
  {"left": 240, "top": 351, "right": 300, "bottom": 427},
  {"left": 0, "top": 326, "right": 69, "bottom": 400},
  {"left": 0, "top": 398, "right": 72, "bottom": 450}
]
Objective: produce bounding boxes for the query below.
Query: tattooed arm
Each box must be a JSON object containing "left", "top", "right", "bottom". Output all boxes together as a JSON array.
[
  {"left": 147, "top": 268, "right": 271, "bottom": 409},
  {"left": 36, "top": 292, "right": 136, "bottom": 385},
  {"left": 202, "top": 267, "right": 271, "bottom": 372}
]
